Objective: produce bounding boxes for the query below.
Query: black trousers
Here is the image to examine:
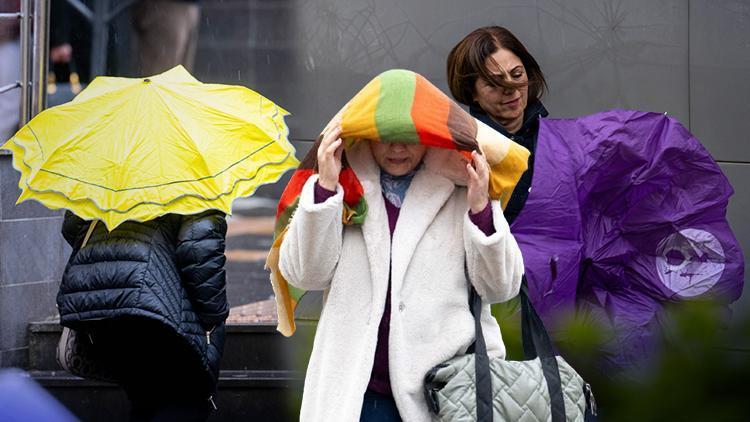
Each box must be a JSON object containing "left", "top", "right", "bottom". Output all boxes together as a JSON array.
[
  {"left": 127, "top": 396, "right": 210, "bottom": 422},
  {"left": 87, "top": 318, "right": 212, "bottom": 422}
]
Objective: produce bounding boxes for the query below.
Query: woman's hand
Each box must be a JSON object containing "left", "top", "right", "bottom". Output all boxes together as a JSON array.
[
  {"left": 466, "top": 150, "right": 490, "bottom": 214},
  {"left": 317, "top": 123, "right": 344, "bottom": 191}
]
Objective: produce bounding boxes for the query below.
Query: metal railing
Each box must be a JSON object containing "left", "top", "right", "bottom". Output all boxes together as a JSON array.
[
  {"left": 1, "top": 0, "right": 138, "bottom": 155},
  {"left": 30, "top": 0, "right": 49, "bottom": 123},
  {"left": 0, "top": 0, "right": 49, "bottom": 132}
]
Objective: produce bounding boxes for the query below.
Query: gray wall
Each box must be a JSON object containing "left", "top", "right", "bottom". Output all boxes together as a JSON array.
[
  {"left": 691, "top": 0, "right": 750, "bottom": 338},
  {"left": 0, "top": 154, "right": 69, "bottom": 367},
  {"left": 194, "top": 0, "right": 750, "bottom": 318},
  {"left": 197, "top": 0, "right": 694, "bottom": 137}
]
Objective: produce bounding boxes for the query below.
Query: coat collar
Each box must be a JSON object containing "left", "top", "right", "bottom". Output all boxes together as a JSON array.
[
  {"left": 347, "top": 143, "right": 392, "bottom": 303},
  {"left": 347, "top": 143, "right": 455, "bottom": 294},
  {"left": 390, "top": 164, "right": 454, "bottom": 292}
]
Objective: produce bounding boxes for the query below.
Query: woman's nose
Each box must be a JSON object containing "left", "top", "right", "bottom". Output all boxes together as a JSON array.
[{"left": 390, "top": 143, "right": 407, "bottom": 152}]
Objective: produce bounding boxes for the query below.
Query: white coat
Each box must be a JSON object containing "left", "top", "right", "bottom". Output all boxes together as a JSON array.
[{"left": 279, "top": 142, "right": 524, "bottom": 421}]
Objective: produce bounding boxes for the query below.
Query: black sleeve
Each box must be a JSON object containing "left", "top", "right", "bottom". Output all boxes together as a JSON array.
[
  {"left": 175, "top": 211, "right": 229, "bottom": 327},
  {"left": 61, "top": 210, "right": 87, "bottom": 248}
]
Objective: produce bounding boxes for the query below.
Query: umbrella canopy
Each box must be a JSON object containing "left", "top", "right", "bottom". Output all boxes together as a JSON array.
[
  {"left": 512, "top": 109, "right": 744, "bottom": 369},
  {"left": 1, "top": 65, "right": 298, "bottom": 229}
]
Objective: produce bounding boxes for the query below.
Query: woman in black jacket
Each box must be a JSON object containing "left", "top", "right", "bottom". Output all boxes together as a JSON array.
[
  {"left": 58, "top": 210, "right": 228, "bottom": 422},
  {"left": 447, "top": 26, "right": 549, "bottom": 225}
]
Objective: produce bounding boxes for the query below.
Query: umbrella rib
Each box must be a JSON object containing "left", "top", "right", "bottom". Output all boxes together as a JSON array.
[
  {"left": 161, "top": 83, "right": 288, "bottom": 142},
  {"left": 15, "top": 94, "right": 137, "bottom": 189},
  {"left": 28, "top": 125, "right": 45, "bottom": 160},
  {"left": 148, "top": 83, "right": 218, "bottom": 192}
]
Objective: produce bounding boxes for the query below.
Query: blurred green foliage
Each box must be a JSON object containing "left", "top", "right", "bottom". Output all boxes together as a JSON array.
[{"left": 493, "top": 300, "right": 750, "bottom": 421}]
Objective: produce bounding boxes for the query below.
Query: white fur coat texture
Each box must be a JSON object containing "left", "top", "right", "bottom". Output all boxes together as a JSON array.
[{"left": 279, "top": 143, "right": 524, "bottom": 421}]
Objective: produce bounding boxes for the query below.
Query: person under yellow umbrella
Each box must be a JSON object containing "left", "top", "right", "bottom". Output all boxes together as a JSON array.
[{"left": 1, "top": 65, "right": 298, "bottom": 420}]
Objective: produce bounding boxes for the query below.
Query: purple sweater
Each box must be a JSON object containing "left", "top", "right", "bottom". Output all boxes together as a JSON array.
[{"left": 314, "top": 182, "right": 495, "bottom": 395}]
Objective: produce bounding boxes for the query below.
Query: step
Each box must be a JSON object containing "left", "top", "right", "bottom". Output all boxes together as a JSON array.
[
  {"left": 31, "top": 370, "right": 303, "bottom": 422},
  {"left": 220, "top": 322, "right": 317, "bottom": 372},
  {"left": 29, "top": 321, "right": 318, "bottom": 372}
]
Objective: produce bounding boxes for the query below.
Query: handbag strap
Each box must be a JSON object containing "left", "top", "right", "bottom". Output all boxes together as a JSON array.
[
  {"left": 466, "top": 265, "right": 566, "bottom": 422},
  {"left": 520, "top": 282, "right": 556, "bottom": 359},
  {"left": 519, "top": 280, "right": 566, "bottom": 421},
  {"left": 468, "top": 283, "right": 493, "bottom": 422}
]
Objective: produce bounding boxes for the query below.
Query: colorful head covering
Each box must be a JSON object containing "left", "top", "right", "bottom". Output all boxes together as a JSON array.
[{"left": 267, "top": 69, "right": 529, "bottom": 336}]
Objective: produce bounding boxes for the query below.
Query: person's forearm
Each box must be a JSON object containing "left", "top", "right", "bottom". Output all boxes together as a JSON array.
[
  {"left": 463, "top": 201, "right": 523, "bottom": 303},
  {"left": 280, "top": 176, "right": 344, "bottom": 291}
]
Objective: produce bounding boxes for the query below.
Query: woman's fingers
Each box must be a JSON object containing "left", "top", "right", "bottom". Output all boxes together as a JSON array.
[
  {"left": 326, "top": 138, "right": 343, "bottom": 156},
  {"left": 467, "top": 151, "right": 490, "bottom": 213},
  {"left": 317, "top": 126, "right": 344, "bottom": 191},
  {"left": 319, "top": 117, "right": 342, "bottom": 146},
  {"left": 322, "top": 113, "right": 343, "bottom": 137},
  {"left": 472, "top": 150, "right": 489, "bottom": 178},
  {"left": 333, "top": 140, "right": 344, "bottom": 161},
  {"left": 319, "top": 126, "right": 343, "bottom": 157},
  {"left": 466, "top": 162, "right": 479, "bottom": 182},
  {"left": 327, "top": 127, "right": 343, "bottom": 147}
]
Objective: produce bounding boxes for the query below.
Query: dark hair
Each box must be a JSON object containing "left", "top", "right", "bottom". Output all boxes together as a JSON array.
[{"left": 446, "top": 26, "right": 547, "bottom": 107}]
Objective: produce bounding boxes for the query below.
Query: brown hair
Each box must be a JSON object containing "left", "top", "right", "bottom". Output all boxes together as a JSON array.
[{"left": 447, "top": 26, "right": 547, "bottom": 107}]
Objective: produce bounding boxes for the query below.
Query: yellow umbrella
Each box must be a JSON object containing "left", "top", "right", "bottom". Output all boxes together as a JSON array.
[{"left": 1, "top": 66, "right": 299, "bottom": 230}]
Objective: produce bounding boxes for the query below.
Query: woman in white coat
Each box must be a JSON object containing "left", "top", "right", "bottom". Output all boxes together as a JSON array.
[{"left": 279, "top": 118, "right": 525, "bottom": 421}]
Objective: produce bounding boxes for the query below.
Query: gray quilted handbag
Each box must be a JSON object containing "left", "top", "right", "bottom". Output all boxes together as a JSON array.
[{"left": 424, "top": 274, "right": 598, "bottom": 421}]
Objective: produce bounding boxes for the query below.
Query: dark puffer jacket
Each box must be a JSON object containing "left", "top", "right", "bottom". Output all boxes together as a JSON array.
[{"left": 57, "top": 210, "right": 229, "bottom": 394}]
